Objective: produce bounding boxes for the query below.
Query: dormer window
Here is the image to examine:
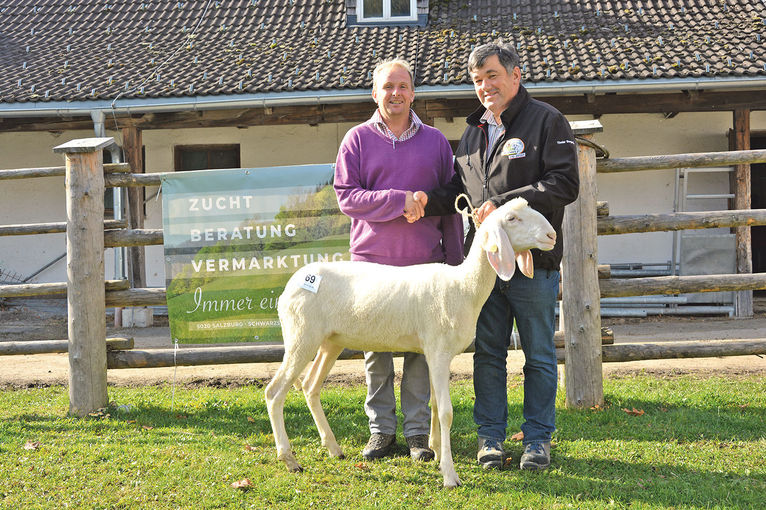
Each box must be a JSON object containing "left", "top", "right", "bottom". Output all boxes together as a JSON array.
[
  {"left": 346, "top": 0, "right": 427, "bottom": 27},
  {"left": 359, "top": 0, "right": 416, "bottom": 22}
]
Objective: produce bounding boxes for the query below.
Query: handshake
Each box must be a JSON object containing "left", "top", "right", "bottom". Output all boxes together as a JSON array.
[
  {"left": 403, "top": 191, "right": 428, "bottom": 223},
  {"left": 403, "top": 191, "right": 498, "bottom": 224}
]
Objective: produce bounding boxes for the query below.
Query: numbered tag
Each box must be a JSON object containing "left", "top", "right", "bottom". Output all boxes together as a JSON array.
[{"left": 300, "top": 273, "right": 322, "bottom": 293}]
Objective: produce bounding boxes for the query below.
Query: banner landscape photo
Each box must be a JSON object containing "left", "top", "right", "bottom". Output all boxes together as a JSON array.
[{"left": 161, "top": 165, "right": 350, "bottom": 344}]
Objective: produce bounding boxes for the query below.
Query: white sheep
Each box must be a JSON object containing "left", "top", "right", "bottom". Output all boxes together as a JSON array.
[{"left": 264, "top": 197, "right": 556, "bottom": 487}]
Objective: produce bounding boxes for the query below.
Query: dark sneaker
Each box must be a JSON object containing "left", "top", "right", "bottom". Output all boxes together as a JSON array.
[
  {"left": 477, "top": 437, "right": 505, "bottom": 470},
  {"left": 405, "top": 434, "right": 435, "bottom": 462},
  {"left": 362, "top": 433, "right": 396, "bottom": 460},
  {"left": 520, "top": 442, "right": 551, "bottom": 470}
]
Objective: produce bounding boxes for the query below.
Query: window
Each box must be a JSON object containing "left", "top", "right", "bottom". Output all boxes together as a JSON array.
[
  {"left": 174, "top": 144, "right": 241, "bottom": 172},
  {"left": 349, "top": 0, "right": 425, "bottom": 26},
  {"left": 361, "top": 0, "right": 416, "bottom": 20}
]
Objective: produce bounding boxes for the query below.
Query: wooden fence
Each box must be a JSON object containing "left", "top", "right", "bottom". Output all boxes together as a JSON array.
[{"left": 1, "top": 134, "right": 766, "bottom": 415}]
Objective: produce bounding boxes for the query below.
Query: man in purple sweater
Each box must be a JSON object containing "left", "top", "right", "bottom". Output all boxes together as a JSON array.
[{"left": 334, "top": 59, "right": 464, "bottom": 462}]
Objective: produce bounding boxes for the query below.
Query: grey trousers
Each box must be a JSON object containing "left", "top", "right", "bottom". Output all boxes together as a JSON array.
[{"left": 364, "top": 351, "right": 431, "bottom": 437}]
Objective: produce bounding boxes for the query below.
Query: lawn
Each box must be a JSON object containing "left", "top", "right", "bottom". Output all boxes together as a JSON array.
[{"left": 0, "top": 375, "right": 763, "bottom": 509}]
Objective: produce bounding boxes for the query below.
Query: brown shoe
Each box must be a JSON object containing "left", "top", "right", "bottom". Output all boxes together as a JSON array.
[
  {"left": 405, "top": 434, "right": 435, "bottom": 462},
  {"left": 362, "top": 433, "right": 396, "bottom": 460}
]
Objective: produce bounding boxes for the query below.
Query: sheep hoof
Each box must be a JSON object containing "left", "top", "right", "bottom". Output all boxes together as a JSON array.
[
  {"left": 443, "top": 475, "right": 462, "bottom": 488},
  {"left": 327, "top": 444, "right": 345, "bottom": 458},
  {"left": 281, "top": 455, "right": 303, "bottom": 473}
]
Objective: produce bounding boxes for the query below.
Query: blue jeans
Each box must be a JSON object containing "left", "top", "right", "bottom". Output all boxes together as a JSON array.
[{"left": 473, "top": 269, "right": 560, "bottom": 444}]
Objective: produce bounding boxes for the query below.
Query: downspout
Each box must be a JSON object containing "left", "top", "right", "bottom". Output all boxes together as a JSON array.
[
  {"left": 91, "top": 110, "right": 105, "bottom": 138},
  {"left": 91, "top": 109, "right": 125, "bottom": 326}
]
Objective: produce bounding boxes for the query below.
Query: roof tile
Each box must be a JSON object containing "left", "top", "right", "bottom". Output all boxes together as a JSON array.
[{"left": 0, "top": 0, "right": 764, "bottom": 104}]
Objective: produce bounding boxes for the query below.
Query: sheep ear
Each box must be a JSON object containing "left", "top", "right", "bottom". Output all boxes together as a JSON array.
[
  {"left": 516, "top": 250, "right": 534, "bottom": 278},
  {"left": 483, "top": 222, "right": 516, "bottom": 281}
]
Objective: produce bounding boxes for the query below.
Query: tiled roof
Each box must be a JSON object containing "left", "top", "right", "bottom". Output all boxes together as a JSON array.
[{"left": 1, "top": 0, "right": 765, "bottom": 104}]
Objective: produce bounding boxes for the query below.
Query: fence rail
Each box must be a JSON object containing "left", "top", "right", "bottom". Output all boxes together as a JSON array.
[
  {"left": 3, "top": 135, "right": 766, "bottom": 415},
  {"left": 9, "top": 211, "right": 763, "bottom": 246},
  {"left": 597, "top": 149, "right": 766, "bottom": 173},
  {"left": 0, "top": 338, "right": 134, "bottom": 356},
  {"left": 598, "top": 209, "right": 766, "bottom": 235},
  {"left": 0, "top": 279, "right": 128, "bottom": 298},
  {"left": 104, "top": 338, "right": 766, "bottom": 369},
  {"left": 599, "top": 273, "right": 766, "bottom": 298},
  {"left": 1, "top": 329, "right": 613, "bottom": 358},
  {"left": 0, "top": 219, "right": 127, "bottom": 237},
  {"left": 0, "top": 162, "right": 130, "bottom": 180},
  {"left": 105, "top": 173, "right": 161, "bottom": 188}
]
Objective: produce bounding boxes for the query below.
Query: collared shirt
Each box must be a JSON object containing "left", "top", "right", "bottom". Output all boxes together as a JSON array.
[
  {"left": 480, "top": 109, "right": 506, "bottom": 164},
  {"left": 368, "top": 109, "right": 422, "bottom": 148}
]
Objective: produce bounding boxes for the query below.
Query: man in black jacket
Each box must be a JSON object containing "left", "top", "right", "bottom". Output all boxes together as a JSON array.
[{"left": 411, "top": 42, "right": 579, "bottom": 470}]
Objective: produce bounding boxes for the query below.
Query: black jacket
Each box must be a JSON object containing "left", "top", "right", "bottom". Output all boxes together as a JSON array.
[{"left": 426, "top": 85, "right": 579, "bottom": 270}]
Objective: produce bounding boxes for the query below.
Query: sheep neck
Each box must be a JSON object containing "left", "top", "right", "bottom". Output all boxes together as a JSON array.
[{"left": 456, "top": 231, "right": 500, "bottom": 308}]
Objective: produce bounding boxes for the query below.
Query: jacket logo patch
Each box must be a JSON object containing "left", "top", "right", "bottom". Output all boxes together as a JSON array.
[{"left": 502, "top": 138, "right": 526, "bottom": 159}]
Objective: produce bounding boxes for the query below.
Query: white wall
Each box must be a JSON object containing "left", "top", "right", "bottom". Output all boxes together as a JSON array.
[
  {"left": 592, "top": 111, "right": 736, "bottom": 267},
  {"left": 1, "top": 109, "right": 763, "bottom": 287},
  {"left": 0, "top": 129, "right": 121, "bottom": 286}
]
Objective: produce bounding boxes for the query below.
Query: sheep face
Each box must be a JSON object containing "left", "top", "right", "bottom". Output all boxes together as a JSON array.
[{"left": 478, "top": 197, "right": 556, "bottom": 281}]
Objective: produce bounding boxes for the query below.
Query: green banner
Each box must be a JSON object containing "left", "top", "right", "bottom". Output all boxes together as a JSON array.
[{"left": 161, "top": 165, "right": 349, "bottom": 344}]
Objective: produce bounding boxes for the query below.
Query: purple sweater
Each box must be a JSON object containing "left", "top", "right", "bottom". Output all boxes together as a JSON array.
[{"left": 334, "top": 121, "right": 464, "bottom": 267}]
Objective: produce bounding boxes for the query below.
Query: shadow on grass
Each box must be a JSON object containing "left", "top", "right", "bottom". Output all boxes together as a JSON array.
[
  {"left": 114, "top": 386, "right": 370, "bottom": 441},
  {"left": 10, "top": 385, "right": 762, "bottom": 448},
  {"left": 7, "top": 380, "right": 763, "bottom": 445},
  {"left": 463, "top": 454, "right": 763, "bottom": 508},
  {"left": 554, "top": 398, "right": 765, "bottom": 443}
]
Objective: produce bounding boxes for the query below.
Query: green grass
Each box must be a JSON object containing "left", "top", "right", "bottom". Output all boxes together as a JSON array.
[{"left": 0, "top": 375, "right": 764, "bottom": 509}]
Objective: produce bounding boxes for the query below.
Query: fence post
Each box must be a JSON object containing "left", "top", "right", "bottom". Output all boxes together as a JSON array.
[
  {"left": 563, "top": 121, "right": 604, "bottom": 409},
  {"left": 732, "top": 109, "right": 753, "bottom": 317},
  {"left": 122, "top": 126, "right": 146, "bottom": 289},
  {"left": 54, "top": 137, "right": 114, "bottom": 417}
]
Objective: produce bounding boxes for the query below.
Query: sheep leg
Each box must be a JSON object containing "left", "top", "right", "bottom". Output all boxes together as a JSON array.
[
  {"left": 265, "top": 345, "right": 318, "bottom": 473},
  {"left": 301, "top": 340, "right": 345, "bottom": 458},
  {"left": 428, "top": 381, "right": 441, "bottom": 460},
  {"left": 426, "top": 353, "right": 461, "bottom": 488}
]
